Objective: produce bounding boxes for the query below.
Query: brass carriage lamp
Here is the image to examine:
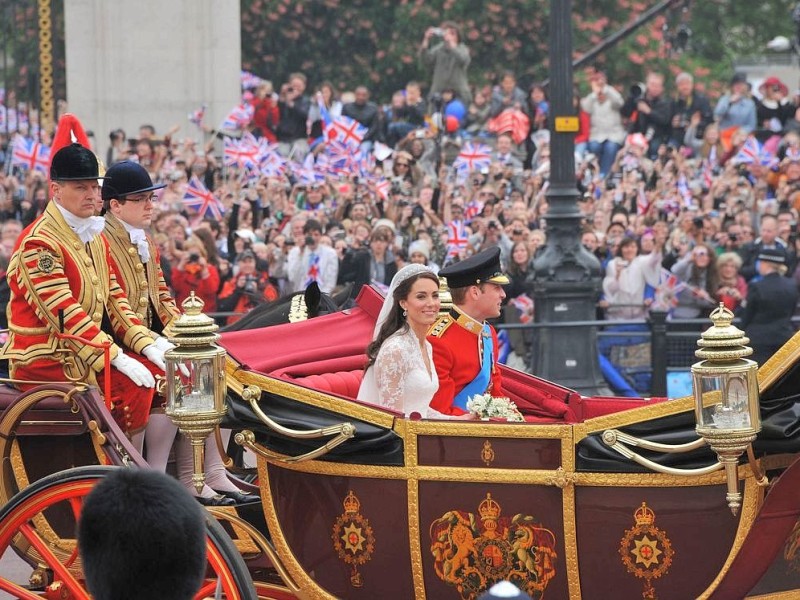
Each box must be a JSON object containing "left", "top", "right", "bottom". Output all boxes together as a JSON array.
[
  {"left": 692, "top": 304, "right": 761, "bottom": 515},
  {"left": 164, "top": 292, "right": 228, "bottom": 493}
]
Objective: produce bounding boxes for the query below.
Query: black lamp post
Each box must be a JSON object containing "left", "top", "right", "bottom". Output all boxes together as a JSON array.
[{"left": 528, "top": 0, "right": 609, "bottom": 395}]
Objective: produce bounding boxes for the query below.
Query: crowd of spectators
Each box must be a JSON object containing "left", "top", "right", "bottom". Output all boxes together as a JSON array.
[{"left": 2, "top": 21, "right": 800, "bottom": 369}]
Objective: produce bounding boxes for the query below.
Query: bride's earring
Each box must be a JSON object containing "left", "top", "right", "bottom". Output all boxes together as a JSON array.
[{"left": 403, "top": 309, "right": 408, "bottom": 317}]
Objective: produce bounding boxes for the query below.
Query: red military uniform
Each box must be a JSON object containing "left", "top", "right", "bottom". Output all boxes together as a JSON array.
[
  {"left": 428, "top": 307, "right": 503, "bottom": 416},
  {"left": 2, "top": 202, "right": 157, "bottom": 432},
  {"left": 104, "top": 213, "right": 179, "bottom": 333}
]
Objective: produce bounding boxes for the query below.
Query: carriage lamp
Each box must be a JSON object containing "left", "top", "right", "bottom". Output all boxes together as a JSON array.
[
  {"left": 164, "top": 292, "right": 228, "bottom": 493},
  {"left": 692, "top": 304, "right": 761, "bottom": 515}
]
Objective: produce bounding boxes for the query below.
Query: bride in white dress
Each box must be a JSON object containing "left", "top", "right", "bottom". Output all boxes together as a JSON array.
[{"left": 357, "top": 264, "right": 443, "bottom": 417}]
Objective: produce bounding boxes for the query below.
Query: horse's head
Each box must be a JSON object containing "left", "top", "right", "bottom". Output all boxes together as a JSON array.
[{"left": 221, "top": 282, "right": 352, "bottom": 332}]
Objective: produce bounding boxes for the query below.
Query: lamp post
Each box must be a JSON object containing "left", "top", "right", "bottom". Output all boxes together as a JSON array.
[
  {"left": 528, "top": 0, "right": 608, "bottom": 394},
  {"left": 164, "top": 292, "right": 228, "bottom": 494},
  {"left": 692, "top": 304, "right": 761, "bottom": 515}
]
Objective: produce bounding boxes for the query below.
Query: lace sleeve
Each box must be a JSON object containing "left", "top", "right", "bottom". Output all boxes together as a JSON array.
[{"left": 373, "top": 337, "right": 410, "bottom": 413}]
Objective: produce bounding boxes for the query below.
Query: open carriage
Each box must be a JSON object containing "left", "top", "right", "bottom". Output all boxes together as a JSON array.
[{"left": 0, "top": 285, "right": 799, "bottom": 599}]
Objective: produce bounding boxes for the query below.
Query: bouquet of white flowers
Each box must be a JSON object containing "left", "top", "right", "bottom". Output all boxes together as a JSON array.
[{"left": 466, "top": 393, "right": 524, "bottom": 422}]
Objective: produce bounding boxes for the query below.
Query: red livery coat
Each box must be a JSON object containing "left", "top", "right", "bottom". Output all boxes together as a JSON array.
[{"left": 2, "top": 202, "right": 157, "bottom": 432}]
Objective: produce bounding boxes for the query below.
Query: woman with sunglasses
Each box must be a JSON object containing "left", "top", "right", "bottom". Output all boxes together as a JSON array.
[{"left": 670, "top": 243, "right": 719, "bottom": 319}]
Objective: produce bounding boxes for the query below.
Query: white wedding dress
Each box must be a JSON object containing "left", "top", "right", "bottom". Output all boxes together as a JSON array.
[{"left": 357, "top": 327, "right": 441, "bottom": 418}]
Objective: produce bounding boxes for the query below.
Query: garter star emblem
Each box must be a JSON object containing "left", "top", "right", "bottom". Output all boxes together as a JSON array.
[
  {"left": 430, "top": 492, "right": 557, "bottom": 599},
  {"left": 37, "top": 250, "right": 56, "bottom": 274},
  {"left": 619, "top": 502, "right": 674, "bottom": 599},
  {"left": 331, "top": 490, "right": 375, "bottom": 587}
]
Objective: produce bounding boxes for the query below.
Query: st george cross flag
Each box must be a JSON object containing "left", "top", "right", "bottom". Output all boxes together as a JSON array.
[
  {"left": 446, "top": 220, "right": 470, "bottom": 258},
  {"left": 183, "top": 175, "right": 225, "bottom": 220},
  {"left": 325, "top": 115, "right": 367, "bottom": 149},
  {"left": 453, "top": 142, "right": 492, "bottom": 174},
  {"left": 11, "top": 136, "right": 50, "bottom": 174}
]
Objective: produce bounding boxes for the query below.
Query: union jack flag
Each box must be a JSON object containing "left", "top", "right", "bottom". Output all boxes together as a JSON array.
[
  {"left": 220, "top": 102, "right": 254, "bottom": 131},
  {"left": 325, "top": 116, "right": 367, "bottom": 149},
  {"left": 701, "top": 145, "right": 717, "bottom": 189},
  {"left": 223, "top": 137, "right": 260, "bottom": 171},
  {"left": 258, "top": 140, "right": 286, "bottom": 177},
  {"left": 374, "top": 178, "right": 390, "bottom": 201},
  {"left": 636, "top": 186, "right": 650, "bottom": 215},
  {"left": 733, "top": 136, "right": 777, "bottom": 168},
  {"left": 446, "top": 220, "right": 470, "bottom": 258},
  {"left": 464, "top": 199, "right": 483, "bottom": 222},
  {"left": 188, "top": 104, "right": 206, "bottom": 127},
  {"left": 453, "top": 142, "right": 492, "bottom": 174},
  {"left": 510, "top": 293, "right": 534, "bottom": 324},
  {"left": 653, "top": 268, "right": 687, "bottom": 312},
  {"left": 183, "top": 175, "right": 225, "bottom": 220},
  {"left": 676, "top": 174, "right": 693, "bottom": 207},
  {"left": 11, "top": 136, "right": 50, "bottom": 174},
  {"left": 240, "top": 70, "right": 265, "bottom": 90}
]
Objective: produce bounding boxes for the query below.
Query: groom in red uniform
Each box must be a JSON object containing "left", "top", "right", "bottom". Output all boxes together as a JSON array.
[{"left": 428, "top": 247, "right": 508, "bottom": 416}]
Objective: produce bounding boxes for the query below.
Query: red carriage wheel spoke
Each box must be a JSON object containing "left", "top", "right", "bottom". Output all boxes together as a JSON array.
[
  {"left": 0, "top": 578, "right": 45, "bottom": 600},
  {"left": 18, "top": 522, "right": 88, "bottom": 599}
]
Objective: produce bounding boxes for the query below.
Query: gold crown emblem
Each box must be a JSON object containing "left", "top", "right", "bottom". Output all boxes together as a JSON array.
[
  {"left": 634, "top": 502, "right": 655, "bottom": 526},
  {"left": 478, "top": 493, "right": 501, "bottom": 521},
  {"left": 343, "top": 490, "right": 361, "bottom": 515}
]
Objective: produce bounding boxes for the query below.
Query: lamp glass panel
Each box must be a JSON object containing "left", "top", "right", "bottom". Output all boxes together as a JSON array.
[
  {"left": 166, "top": 356, "right": 216, "bottom": 414},
  {"left": 695, "top": 372, "right": 751, "bottom": 430}
]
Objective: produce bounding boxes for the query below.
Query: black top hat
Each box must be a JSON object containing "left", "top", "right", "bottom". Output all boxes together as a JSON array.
[
  {"left": 101, "top": 161, "right": 166, "bottom": 201},
  {"left": 50, "top": 143, "right": 106, "bottom": 181},
  {"left": 758, "top": 247, "right": 786, "bottom": 264},
  {"left": 439, "top": 246, "right": 510, "bottom": 288}
]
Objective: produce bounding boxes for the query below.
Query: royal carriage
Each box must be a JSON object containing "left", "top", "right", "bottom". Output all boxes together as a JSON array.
[{"left": 0, "top": 284, "right": 799, "bottom": 599}]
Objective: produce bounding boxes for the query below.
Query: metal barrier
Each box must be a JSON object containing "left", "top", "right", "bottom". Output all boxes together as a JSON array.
[{"left": 496, "top": 311, "right": 800, "bottom": 398}]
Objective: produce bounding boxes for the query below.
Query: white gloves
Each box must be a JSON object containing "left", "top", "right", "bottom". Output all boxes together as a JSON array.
[
  {"left": 153, "top": 336, "right": 175, "bottom": 353},
  {"left": 111, "top": 350, "right": 156, "bottom": 388},
  {"left": 152, "top": 336, "right": 190, "bottom": 377},
  {"left": 142, "top": 343, "right": 167, "bottom": 372}
]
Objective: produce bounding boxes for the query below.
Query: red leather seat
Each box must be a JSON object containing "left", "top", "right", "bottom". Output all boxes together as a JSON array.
[{"left": 291, "top": 370, "right": 364, "bottom": 400}]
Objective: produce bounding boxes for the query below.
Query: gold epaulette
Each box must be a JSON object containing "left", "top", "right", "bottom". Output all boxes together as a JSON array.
[{"left": 428, "top": 314, "right": 454, "bottom": 338}]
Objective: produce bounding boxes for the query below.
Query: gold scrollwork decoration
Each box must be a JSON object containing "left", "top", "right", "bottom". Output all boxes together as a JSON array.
[
  {"left": 545, "top": 466, "right": 576, "bottom": 489},
  {"left": 37, "top": 0, "right": 55, "bottom": 132},
  {"left": 481, "top": 440, "right": 495, "bottom": 466}
]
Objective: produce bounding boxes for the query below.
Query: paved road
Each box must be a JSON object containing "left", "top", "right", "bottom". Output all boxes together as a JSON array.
[{"left": 0, "top": 548, "right": 33, "bottom": 599}]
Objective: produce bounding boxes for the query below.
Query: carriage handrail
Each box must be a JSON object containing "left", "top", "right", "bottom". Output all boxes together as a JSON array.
[
  {"left": 234, "top": 384, "right": 356, "bottom": 463},
  {"left": 601, "top": 429, "right": 724, "bottom": 476}
]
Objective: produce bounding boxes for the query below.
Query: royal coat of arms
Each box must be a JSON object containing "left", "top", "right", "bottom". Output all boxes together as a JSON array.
[{"left": 429, "top": 492, "right": 558, "bottom": 599}]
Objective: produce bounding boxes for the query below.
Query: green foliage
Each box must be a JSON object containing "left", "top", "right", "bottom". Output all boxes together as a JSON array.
[{"left": 242, "top": 0, "right": 799, "bottom": 101}]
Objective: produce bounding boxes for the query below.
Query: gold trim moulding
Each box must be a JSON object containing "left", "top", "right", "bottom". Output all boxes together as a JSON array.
[
  {"left": 574, "top": 396, "right": 696, "bottom": 442},
  {"left": 408, "top": 420, "right": 572, "bottom": 439},
  {"left": 229, "top": 366, "right": 397, "bottom": 429},
  {"left": 252, "top": 444, "right": 734, "bottom": 487}
]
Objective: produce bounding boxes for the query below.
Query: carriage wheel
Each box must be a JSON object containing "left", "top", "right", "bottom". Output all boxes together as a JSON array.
[{"left": 0, "top": 466, "right": 257, "bottom": 600}]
